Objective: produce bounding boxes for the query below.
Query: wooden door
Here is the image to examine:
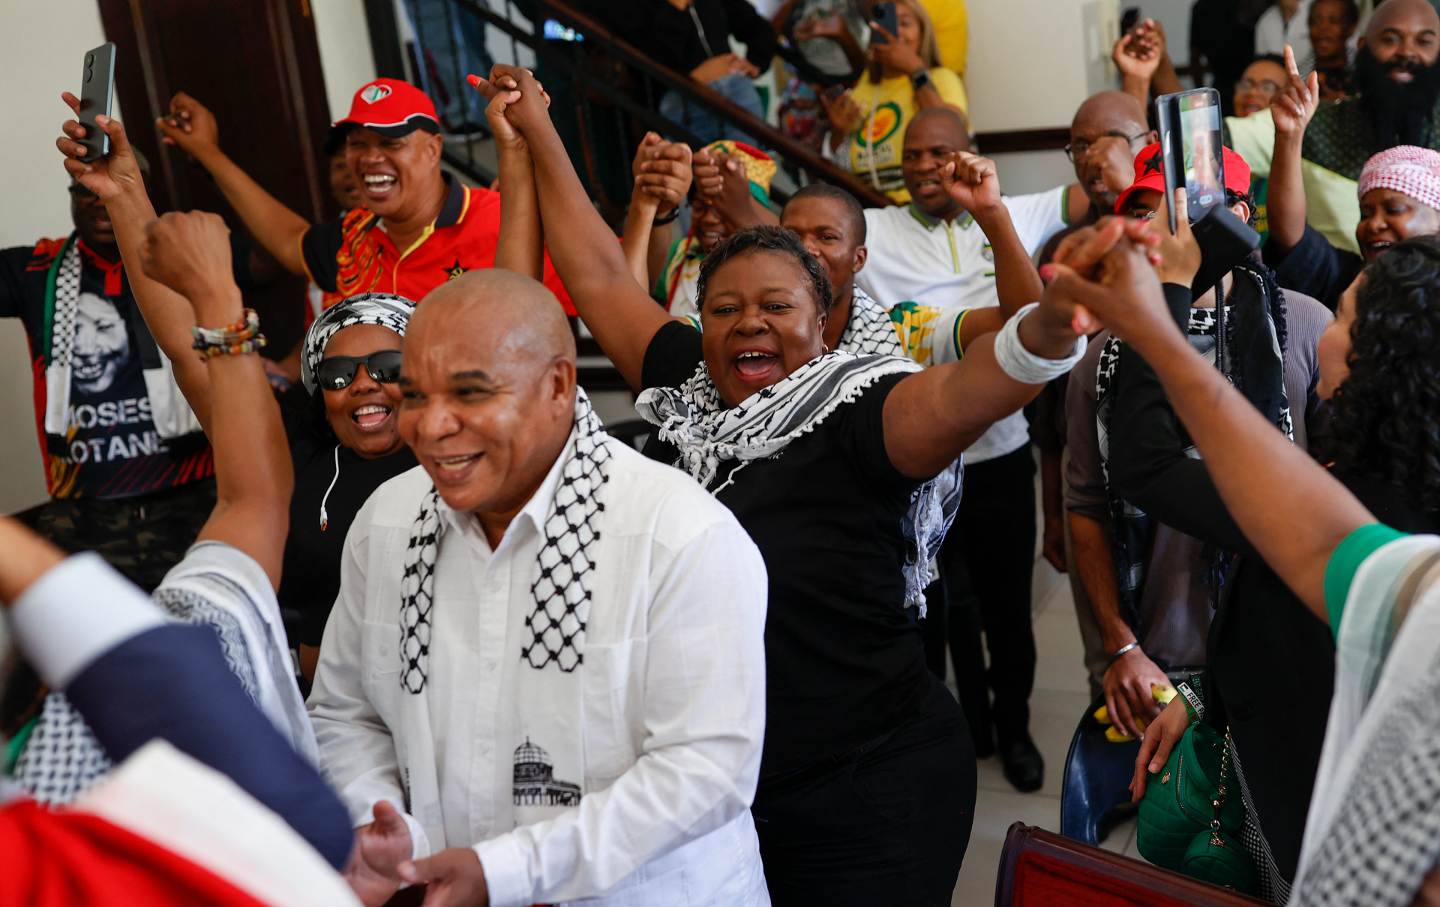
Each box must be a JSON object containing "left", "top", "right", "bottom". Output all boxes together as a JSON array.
[{"left": 96, "top": 0, "right": 337, "bottom": 356}]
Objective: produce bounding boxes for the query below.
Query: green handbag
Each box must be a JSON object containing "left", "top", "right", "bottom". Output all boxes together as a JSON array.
[{"left": 1136, "top": 721, "right": 1258, "bottom": 893}]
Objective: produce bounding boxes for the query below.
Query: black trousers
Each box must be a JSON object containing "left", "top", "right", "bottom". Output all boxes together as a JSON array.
[
  {"left": 752, "top": 682, "right": 976, "bottom": 906},
  {"left": 925, "top": 445, "right": 1038, "bottom": 744}
]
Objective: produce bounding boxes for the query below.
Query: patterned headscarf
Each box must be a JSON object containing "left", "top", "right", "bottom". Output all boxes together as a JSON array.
[
  {"left": 1358, "top": 145, "right": 1440, "bottom": 211},
  {"left": 300, "top": 293, "right": 416, "bottom": 394}
]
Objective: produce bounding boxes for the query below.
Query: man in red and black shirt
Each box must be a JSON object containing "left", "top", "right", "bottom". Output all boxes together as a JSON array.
[
  {"left": 157, "top": 78, "right": 573, "bottom": 312},
  {"left": 0, "top": 172, "right": 215, "bottom": 591}
]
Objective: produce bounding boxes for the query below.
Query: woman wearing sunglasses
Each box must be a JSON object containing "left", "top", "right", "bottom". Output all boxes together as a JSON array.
[{"left": 282, "top": 294, "right": 417, "bottom": 682}]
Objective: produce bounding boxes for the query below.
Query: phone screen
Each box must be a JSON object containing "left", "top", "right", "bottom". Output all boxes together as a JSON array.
[{"left": 1178, "top": 92, "right": 1224, "bottom": 216}]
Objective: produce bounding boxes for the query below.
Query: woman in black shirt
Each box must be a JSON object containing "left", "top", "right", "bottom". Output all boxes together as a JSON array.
[
  {"left": 281, "top": 295, "right": 418, "bottom": 681},
  {"left": 499, "top": 70, "right": 1093, "bottom": 905},
  {"left": 1119, "top": 238, "right": 1440, "bottom": 899}
]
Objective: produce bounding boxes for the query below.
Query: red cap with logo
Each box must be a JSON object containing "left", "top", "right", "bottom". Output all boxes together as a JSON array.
[
  {"left": 331, "top": 78, "right": 441, "bottom": 141},
  {"left": 1114, "top": 142, "right": 1253, "bottom": 215}
]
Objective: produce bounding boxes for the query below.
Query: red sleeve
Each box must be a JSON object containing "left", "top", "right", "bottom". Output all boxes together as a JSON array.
[{"left": 0, "top": 800, "right": 269, "bottom": 906}]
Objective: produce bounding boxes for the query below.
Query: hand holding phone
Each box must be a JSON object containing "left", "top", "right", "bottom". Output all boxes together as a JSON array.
[
  {"left": 77, "top": 43, "right": 117, "bottom": 163},
  {"left": 1154, "top": 88, "right": 1225, "bottom": 234},
  {"left": 870, "top": 2, "right": 898, "bottom": 44}
]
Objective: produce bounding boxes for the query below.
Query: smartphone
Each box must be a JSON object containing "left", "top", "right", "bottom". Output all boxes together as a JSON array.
[
  {"left": 871, "top": 2, "right": 898, "bottom": 44},
  {"left": 77, "top": 42, "right": 117, "bottom": 163},
  {"left": 1120, "top": 6, "right": 1141, "bottom": 36},
  {"left": 1155, "top": 88, "right": 1225, "bottom": 234}
]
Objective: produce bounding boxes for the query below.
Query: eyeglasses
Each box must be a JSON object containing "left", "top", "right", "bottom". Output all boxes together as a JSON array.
[
  {"left": 316, "top": 349, "right": 402, "bottom": 391},
  {"left": 1064, "top": 131, "right": 1149, "bottom": 162},
  {"left": 1236, "top": 78, "right": 1282, "bottom": 97}
]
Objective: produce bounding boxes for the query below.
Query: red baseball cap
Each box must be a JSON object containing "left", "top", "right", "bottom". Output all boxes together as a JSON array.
[
  {"left": 330, "top": 78, "right": 441, "bottom": 142},
  {"left": 1114, "top": 142, "right": 1253, "bottom": 215}
]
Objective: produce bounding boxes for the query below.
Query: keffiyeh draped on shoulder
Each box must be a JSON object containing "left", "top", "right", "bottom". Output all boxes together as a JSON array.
[{"left": 635, "top": 349, "right": 962, "bottom": 612}]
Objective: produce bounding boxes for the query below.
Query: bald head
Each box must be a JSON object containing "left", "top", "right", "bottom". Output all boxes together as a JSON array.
[
  {"left": 413, "top": 269, "right": 577, "bottom": 365},
  {"left": 1367, "top": 0, "right": 1440, "bottom": 43},
  {"left": 1071, "top": 91, "right": 1147, "bottom": 137},
  {"left": 904, "top": 106, "right": 971, "bottom": 151}
]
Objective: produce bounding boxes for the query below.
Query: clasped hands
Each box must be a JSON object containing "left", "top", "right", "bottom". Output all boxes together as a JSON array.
[{"left": 344, "top": 800, "right": 491, "bottom": 907}]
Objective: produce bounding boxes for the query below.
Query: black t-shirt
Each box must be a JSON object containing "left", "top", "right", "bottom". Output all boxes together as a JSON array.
[
  {"left": 278, "top": 389, "right": 417, "bottom": 647},
  {"left": 1262, "top": 224, "right": 1362, "bottom": 313},
  {"left": 0, "top": 237, "right": 214, "bottom": 499},
  {"left": 641, "top": 321, "right": 943, "bottom": 779}
]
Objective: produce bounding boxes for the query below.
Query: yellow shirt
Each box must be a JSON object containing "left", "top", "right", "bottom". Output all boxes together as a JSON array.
[
  {"left": 843, "top": 67, "right": 969, "bottom": 203},
  {"left": 915, "top": 0, "right": 968, "bottom": 75}
]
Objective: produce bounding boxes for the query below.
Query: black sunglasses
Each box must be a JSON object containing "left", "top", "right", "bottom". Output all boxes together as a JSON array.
[{"left": 316, "top": 349, "right": 402, "bottom": 391}]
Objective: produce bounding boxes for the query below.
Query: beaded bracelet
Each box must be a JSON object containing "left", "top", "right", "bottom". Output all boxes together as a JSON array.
[
  {"left": 195, "top": 334, "right": 268, "bottom": 359},
  {"left": 192, "top": 308, "right": 266, "bottom": 358}
]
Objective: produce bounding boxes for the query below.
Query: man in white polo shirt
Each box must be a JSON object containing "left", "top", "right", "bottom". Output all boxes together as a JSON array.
[{"left": 856, "top": 106, "right": 1081, "bottom": 792}]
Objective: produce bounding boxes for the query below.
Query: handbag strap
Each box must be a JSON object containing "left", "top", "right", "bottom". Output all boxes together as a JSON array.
[{"left": 1210, "top": 729, "right": 1235, "bottom": 845}]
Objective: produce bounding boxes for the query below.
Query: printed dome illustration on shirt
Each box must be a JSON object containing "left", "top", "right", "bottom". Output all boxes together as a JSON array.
[{"left": 513, "top": 738, "right": 582, "bottom": 807}]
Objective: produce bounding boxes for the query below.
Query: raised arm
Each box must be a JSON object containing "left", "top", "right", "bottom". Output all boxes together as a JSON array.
[
  {"left": 156, "top": 92, "right": 310, "bottom": 276},
  {"left": 1267, "top": 46, "right": 1321, "bottom": 253},
  {"left": 507, "top": 73, "right": 672, "bottom": 391},
  {"left": 138, "top": 214, "right": 294, "bottom": 590},
  {"left": 621, "top": 134, "right": 694, "bottom": 291},
  {"left": 924, "top": 151, "right": 1047, "bottom": 345},
  {"left": 1047, "top": 208, "right": 1373, "bottom": 617},
  {"left": 57, "top": 99, "right": 212, "bottom": 429},
  {"left": 693, "top": 150, "right": 779, "bottom": 231},
  {"left": 474, "top": 69, "right": 544, "bottom": 280},
  {"left": 878, "top": 220, "right": 1153, "bottom": 478}
]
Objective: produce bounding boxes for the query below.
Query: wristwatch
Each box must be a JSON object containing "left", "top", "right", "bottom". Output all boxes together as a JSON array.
[{"left": 910, "top": 69, "right": 933, "bottom": 92}]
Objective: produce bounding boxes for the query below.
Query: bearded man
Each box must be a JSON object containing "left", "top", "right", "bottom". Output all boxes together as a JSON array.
[{"left": 1227, "top": 0, "right": 1440, "bottom": 253}]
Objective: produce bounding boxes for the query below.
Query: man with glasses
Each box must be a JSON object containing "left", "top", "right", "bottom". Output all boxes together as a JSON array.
[
  {"left": 0, "top": 163, "right": 216, "bottom": 592},
  {"left": 1031, "top": 90, "right": 1154, "bottom": 704}
]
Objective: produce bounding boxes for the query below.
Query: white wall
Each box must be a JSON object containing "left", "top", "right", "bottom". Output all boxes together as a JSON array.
[
  {"left": 0, "top": 0, "right": 110, "bottom": 513},
  {"left": 314, "top": 0, "right": 379, "bottom": 119},
  {"left": 966, "top": 0, "right": 1120, "bottom": 195}
]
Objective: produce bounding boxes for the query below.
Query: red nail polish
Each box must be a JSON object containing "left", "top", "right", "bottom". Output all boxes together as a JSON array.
[{"left": 1039, "top": 264, "right": 1056, "bottom": 282}]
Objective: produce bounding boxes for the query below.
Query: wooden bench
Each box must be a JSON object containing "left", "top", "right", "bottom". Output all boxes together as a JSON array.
[{"left": 996, "top": 823, "right": 1272, "bottom": 907}]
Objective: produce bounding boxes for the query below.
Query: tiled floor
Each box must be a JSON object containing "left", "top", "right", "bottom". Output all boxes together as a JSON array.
[{"left": 949, "top": 554, "right": 1143, "bottom": 905}]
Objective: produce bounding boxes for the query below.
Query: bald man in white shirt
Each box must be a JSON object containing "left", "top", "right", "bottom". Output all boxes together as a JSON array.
[{"left": 309, "top": 270, "right": 771, "bottom": 907}]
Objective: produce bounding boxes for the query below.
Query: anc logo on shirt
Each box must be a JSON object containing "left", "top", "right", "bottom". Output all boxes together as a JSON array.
[
  {"left": 855, "top": 101, "right": 903, "bottom": 149},
  {"left": 361, "top": 83, "right": 392, "bottom": 104}
]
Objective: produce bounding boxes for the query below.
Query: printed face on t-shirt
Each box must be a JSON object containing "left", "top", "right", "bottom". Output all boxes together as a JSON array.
[{"left": 72, "top": 293, "right": 131, "bottom": 394}]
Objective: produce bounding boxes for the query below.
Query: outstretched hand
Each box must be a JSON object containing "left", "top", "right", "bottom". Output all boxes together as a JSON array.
[
  {"left": 1272, "top": 44, "right": 1320, "bottom": 139},
  {"left": 1112, "top": 22, "right": 1162, "bottom": 81},
  {"left": 342, "top": 800, "right": 415, "bottom": 907},
  {"left": 57, "top": 93, "right": 144, "bottom": 201},
  {"left": 938, "top": 151, "right": 1002, "bottom": 215}
]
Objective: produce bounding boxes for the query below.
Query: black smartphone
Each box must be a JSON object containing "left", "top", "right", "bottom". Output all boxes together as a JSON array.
[
  {"left": 1155, "top": 88, "right": 1225, "bottom": 234},
  {"left": 1120, "top": 6, "right": 1142, "bottom": 36},
  {"left": 871, "top": 2, "right": 898, "bottom": 44},
  {"left": 77, "top": 42, "right": 117, "bottom": 163}
]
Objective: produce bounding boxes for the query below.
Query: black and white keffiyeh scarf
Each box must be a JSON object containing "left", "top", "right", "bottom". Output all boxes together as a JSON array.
[
  {"left": 634, "top": 350, "right": 962, "bottom": 613},
  {"left": 837, "top": 287, "right": 905, "bottom": 358},
  {"left": 1095, "top": 265, "right": 1292, "bottom": 626},
  {"left": 299, "top": 292, "right": 415, "bottom": 394},
  {"left": 399, "top": 388, "right": 614, "bottom": 694}
]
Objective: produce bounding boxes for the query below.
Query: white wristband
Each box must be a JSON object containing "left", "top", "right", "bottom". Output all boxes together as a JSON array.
[{"left": 993, "top": 302, "right": 1087, "bottom": 384}]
